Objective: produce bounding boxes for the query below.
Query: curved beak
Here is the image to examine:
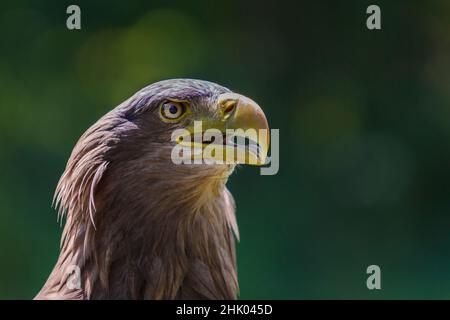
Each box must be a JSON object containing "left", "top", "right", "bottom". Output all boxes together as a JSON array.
[
  {"left": 218, "top": 93, "right": 270, "bottom": 165},
  {"left": 174, "top": 92, "right": 270, "bottom": 166}
]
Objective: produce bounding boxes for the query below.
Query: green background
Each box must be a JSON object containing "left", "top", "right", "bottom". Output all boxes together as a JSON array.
[{"left": 1, "top": 0, "right": 450, "bottom": 299}]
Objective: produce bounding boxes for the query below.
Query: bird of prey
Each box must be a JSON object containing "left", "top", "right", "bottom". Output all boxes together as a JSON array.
[{"left": 36, "top": 79, "right": 269, "bottom": 300}]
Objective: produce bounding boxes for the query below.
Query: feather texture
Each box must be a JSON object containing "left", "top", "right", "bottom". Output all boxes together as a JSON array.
[{"left": 36, "top": 79, "right": 240, "bottom": 300}]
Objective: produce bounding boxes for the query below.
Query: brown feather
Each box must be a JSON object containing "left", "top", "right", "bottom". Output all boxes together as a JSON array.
[{"left": 36, "top": 80, "right": 240, "bottom": 300}]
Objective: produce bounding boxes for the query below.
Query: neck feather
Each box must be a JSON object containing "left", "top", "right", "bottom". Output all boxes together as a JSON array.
[{"left": 37, "top": 145, "right": 239, "bottom": 299}]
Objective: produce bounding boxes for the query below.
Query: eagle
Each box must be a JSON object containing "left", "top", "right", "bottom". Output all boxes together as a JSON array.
[{"left": 35, "top": 79, "right": 269, "bottom": 300}]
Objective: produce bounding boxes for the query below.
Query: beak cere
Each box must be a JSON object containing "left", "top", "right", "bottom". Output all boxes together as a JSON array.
[{"left": 174, "top": 92, "right": 270, "bottom": 166}]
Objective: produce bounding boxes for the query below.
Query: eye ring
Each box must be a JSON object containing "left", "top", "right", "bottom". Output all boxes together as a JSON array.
[{"left": 159, "top": 100, "right": 189, "bottom": 122}]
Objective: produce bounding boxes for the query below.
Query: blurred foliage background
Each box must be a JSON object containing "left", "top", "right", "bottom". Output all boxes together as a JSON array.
[{"left": 1, "top": 0, "right": 450, "bottom": 299}]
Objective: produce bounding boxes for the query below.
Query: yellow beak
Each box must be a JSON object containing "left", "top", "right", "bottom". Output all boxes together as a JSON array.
[
  {"left": 175, "top": 93, "right": 270, "bottom": 166},
  {"left": 217, "top": 93, "right": 270, "bottom": 165}
]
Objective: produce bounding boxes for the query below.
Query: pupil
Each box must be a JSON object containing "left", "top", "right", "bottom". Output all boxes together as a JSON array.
[{"left": 169, "top": 105, "right": 178, "bottom": 114}]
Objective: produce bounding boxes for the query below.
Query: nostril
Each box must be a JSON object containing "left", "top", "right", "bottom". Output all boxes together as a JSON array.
[
  {"left": 222, "top": 100, "right": 237, "bottom": 119},
  {"left": 224, "top": 105, "right": 235, "bottom": 114}
]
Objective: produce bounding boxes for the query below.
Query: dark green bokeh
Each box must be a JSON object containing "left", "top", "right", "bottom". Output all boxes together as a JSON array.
[{"left": 1, "top": 0, "right": 450, "bottom": 299}]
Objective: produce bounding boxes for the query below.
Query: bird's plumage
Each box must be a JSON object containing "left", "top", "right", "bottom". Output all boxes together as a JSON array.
[{"left": 36, "top": 79, "right": 265, "bottom": 300}]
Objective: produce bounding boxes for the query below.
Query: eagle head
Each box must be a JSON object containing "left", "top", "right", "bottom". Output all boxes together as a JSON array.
[{"left": 37, "top": 79, "right": 269, "bottom": 300}]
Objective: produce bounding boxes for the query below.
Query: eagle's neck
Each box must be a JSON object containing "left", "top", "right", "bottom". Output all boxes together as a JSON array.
[{"left": 37, "top": 161, "right": 239, "bottom": 300}]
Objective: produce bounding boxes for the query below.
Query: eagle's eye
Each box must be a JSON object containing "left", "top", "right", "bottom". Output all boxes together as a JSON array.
[{"left": 159, "top": 100, "right": 189, "bottom": 122}]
